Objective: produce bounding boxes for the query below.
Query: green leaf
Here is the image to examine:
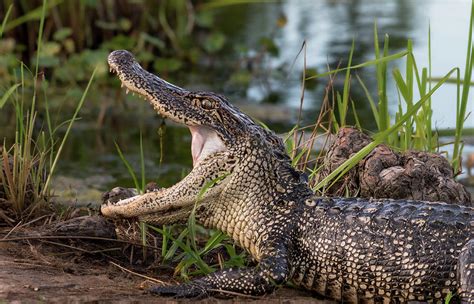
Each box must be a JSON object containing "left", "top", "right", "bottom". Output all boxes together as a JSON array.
[
  {"left": 153, "top": 58, "right": 183, "bottom": 72},
  {"left": 36, "top": 55, "right": 60, "bottom": 67},
  {"left": 40, "top": 41, "right": 61, "bottom": 56},
  {"left": 195, "top": 11, "right": 215, "bottom": 28},
  {"left": 350, "top": 99, "right": 361, "bottom": 130},
  {"left": 119, "top": 18, "right": 131, "bottom": 31},
  {"left": 140, "top": 32, "right": 165, "bottom": 50},
  {"left": 149, "top": 225, "right": 213, "bottom": 274},
  {"left": 41, "top": 67, "right": 98, "bottom": 196},
  {"left": 53, "top": 28, "right": 72, "bottom": 41},
  {"left": 203, "top": 32, "right": 226, "bottom": 53},
  {"left": 392, "top": 68, "right": 409, "bottom": 101},
  {"left": 0, "top": 83, "right": 20, "bottom": 109}
]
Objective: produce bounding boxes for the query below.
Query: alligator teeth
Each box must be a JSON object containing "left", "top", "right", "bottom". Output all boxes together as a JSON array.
[
  {"left": 126, "top": 89, "right": 129, "bottom": 94},
  {"left": 121, "top": 83, "right": 124, "bottom": 88},
  {"left": 109, "top": 68, "right": 112, "bottom": 73}
]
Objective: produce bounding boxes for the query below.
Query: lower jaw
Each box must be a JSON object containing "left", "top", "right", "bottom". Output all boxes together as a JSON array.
[{"left": 139, "top": 206, "right": 194, "bottom": 225}]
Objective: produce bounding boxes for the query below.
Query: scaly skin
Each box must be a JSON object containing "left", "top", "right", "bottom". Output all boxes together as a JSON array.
[{"left": 102, "top": 50, "right": 474, "bottom": 303}]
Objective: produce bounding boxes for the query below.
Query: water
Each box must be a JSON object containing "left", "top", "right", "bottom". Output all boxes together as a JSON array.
[{"left": 215, "top": 0, "right": 473, "bottom": 129}]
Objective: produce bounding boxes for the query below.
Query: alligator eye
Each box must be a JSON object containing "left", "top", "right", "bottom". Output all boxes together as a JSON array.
[{"left": 201, "top": 99, "right": 215, "bottom": 110}]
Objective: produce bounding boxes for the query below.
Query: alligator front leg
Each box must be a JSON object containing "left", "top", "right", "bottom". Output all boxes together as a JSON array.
[{"left": 150, "top": 242, "right": 290, "bottom": 298}]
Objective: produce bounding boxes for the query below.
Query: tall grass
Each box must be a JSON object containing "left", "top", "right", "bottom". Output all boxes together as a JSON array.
[
  {"left": 298, "top": 3, "right": 474, "bottom": 190},
  {"left": 0, "top": 0, "right": 96, "bottom": 221},
  {"left": 452, "top": 2, "right": 474, "bottom": 173}
]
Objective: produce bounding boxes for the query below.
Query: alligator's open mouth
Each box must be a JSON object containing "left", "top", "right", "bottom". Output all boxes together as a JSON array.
[
  {"left": 188, "top": 125, "right": 226, "bottom": 166},
  {"left": 108, "top": 52, "right": 227, "bottom": 167}
]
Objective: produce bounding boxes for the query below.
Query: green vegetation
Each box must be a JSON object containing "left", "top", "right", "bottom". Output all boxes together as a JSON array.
[
  {"left": 0, "top": 0, "right": 283, "bottom": 115},
  {"left": 0, "top": 0, "right": 227, "bottom": 75},
  {"left": 0, "top": 1, "right": 96, "bottom": 221},
  {"left": 293, "top": 3, "right": 474, "bottom": 190},
  {"left": 445, "top": 291, "right": 454, "bottom": 304}
]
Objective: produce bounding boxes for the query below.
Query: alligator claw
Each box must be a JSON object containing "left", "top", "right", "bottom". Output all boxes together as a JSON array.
[{"left": 149, "top": 284, "right": 208, "bottom": 298}]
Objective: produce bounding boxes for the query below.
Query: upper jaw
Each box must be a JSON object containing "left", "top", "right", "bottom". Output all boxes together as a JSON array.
[{"left": 107, "top": 51, "right": 229, "bottom": 168}]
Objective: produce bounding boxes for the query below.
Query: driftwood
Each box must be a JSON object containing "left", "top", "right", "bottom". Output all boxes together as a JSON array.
[
  {"left": 316, "top": 127, "right": 472, "bottom": 206},
  {"left": 46, "top": 215, "right": 117, "bottom": 239}
]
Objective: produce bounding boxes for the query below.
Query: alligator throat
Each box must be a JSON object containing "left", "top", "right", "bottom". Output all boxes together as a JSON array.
[{"left": 189, "top": 125, "right": 226, "bottom": 167}]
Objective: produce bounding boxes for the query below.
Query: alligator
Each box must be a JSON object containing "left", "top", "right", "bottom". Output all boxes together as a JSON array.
[{"left": 102, "top": 50, "right": 474, "bottom": 303}]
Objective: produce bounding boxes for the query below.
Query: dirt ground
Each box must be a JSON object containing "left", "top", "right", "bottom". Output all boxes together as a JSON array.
[{"left": 0, "top": 236, "right": 331, "bottom": 304}]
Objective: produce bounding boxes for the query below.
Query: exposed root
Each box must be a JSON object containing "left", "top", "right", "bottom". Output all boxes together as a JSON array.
[{"left": 316, "top": 127, "right": 472, "bottom": 205}]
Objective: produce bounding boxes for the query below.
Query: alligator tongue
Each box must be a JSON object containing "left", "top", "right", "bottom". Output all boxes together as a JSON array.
[{"left": 189, "top": 125, "right": 226, "bottom": 167}]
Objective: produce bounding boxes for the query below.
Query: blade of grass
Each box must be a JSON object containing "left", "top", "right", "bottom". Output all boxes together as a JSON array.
[
  {"left": 41, "top": 67, "right": 97, "bottom": 196},
  {"left": 139, "top": 130, "right": 145, "bottom": 192},
  {"left": 200, "top": 0, "right": 277, "bottom": 10},
  {"left": 305, "top": 50, "right": 409, "bottom": 81},
  {"left": 114, "top": 142, "right": 140, "bottom": 191},
  {"left": 188, "top": 173, "right": 230, "bottom": 251},
  {"left": 140, "top": 221, "right": 147, "bottom": 261},
  {"left": 148, "top": 225, "right": 214, "bottom": 274},
  {"left": 0, "top": 4, "right": 13, "bottom": 38},
  {"left": 350, "top": 99, "right": 361, "bottom": 129},
  {"left": 377, "top": 33, "right": 390, "bottom": 132},
  {"left": 163, "top": 227, "right": 189, "bottom": 262},
  {"left": 0, "top": 84, "right": 20, "bottom": 109},
  {"left": 29, "top": 0, "right": 48, "bottom": 136},
  {"left": 453, "top": 0, "right": 474, "bottom": 172},
  {"left": 356, "top": 75, "right": 379, "bottom": 129},
  {"left": 200, "top": 231, "right": 227, "bottom": 255},
  {"left": 340, "top": 39, "right": 355, "bottom": 126},
  {"left": 314, "top": 68, "right": 457, "bottom": 191}
]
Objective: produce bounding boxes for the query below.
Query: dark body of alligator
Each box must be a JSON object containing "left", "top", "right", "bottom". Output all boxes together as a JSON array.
[{"left": 102, "top": 50, "right": 474, "bottom": 303}]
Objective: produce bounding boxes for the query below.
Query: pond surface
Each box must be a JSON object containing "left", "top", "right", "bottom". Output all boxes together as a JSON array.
[
  {"left": 1, "top": 1, "right": 473, "bottom": 203},
  {"left": 213, "top": 0, "right": 474, "bottom": 129}
]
